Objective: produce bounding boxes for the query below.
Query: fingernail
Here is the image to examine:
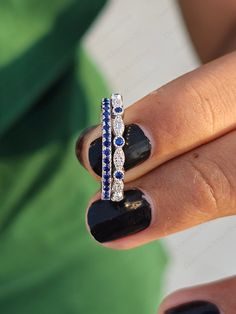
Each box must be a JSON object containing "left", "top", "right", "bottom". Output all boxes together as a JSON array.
[
  {"left": 87, "top": 189, "right": 152, "bottom": 243},
  {"left": 75, "top": 125, "right": 97, "bottom": 167},
  {"left": 165, "top": 301, "right": 220, "bottom": 314},
  {"left": 89, "top": 124, "right": 151, "bottom": 176}
]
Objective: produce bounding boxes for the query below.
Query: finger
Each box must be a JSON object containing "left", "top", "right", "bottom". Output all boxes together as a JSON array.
[
  {"left": 179, "top": 0, "right": 236, "bottom": 62},
  {"left": 158, "top": 276, "right": 236, "bottom": 314},
  {"left": 76, "top": 51, "right": 236, "bottom": 182},
  {"left": 87, "top": 129, "right": 236, "bottom": 248}
]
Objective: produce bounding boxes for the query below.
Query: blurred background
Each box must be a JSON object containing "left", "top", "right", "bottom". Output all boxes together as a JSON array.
[{"left": 0, "top": 1, "right": 235, "bottom": 313}]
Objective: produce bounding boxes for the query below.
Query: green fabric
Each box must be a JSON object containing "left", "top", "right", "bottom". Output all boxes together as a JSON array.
[{"left": 0, "top": 1, "right": 168, "bottom": 313}]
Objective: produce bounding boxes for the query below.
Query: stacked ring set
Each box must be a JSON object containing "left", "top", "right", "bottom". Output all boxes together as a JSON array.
[{"left": 101, "top": 93, "right": 125, "bottom": 202}]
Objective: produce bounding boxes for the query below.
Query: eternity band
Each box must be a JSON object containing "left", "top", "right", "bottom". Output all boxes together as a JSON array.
[
  {"left": 111, "top": 93, "right": 125, "bottom": 202},
  {"left": 101, "top": 93, "right": 125, "bottom": 202},
  {"left": 101, "top": 97, "right": 112, "bottom": 200}
]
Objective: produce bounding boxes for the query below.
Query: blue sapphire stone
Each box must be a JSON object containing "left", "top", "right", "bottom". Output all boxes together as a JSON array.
[
  {"left": 103, "top": 166, "right": 110, "bottom": 172},
  {"left": 103, "top": 140, "right": 111, "bottom": 147},
  {"left": 103, "top": 180, "right": 109, "bottom": 186},
  {"left": 103, "top": 109, "right": 110, "bottom": 117},
  {"left": 103, "top": 128, "right": 110, "bottom": 134},
  {"left": 103, "top": 174, "right": 110, "bottom": 180},
  {"left": 115, "top": 136, "right": 124, "bottom": 147},
  {"left": 103, "top": 117, "right": 110, "bottom": 123},
  {"left": 114, "top": 170, "right": 124, "bottom": 180},
  {"left": 114, "top": 107, "right": 123, "bottom": 113},
  {"left": 102, "top": 105, "right": 110, "bottom": 113},
  {"left": 103, "top": 98, "right": 110, "bottom": 104},
  {"left": 103, "top": 124, "right": 110, "bottom": 131},
  {"left": 103, "top": 133, "right": 110, "bottom": 140},
  {"left": 103, "top": 107, "right": 110, "bottom": 113},
  {"left": 103, "top": 157, "right": 109, "bottom": 164},
  {"left": 103, "top": 148, "right": 111, "bottom": 156}
]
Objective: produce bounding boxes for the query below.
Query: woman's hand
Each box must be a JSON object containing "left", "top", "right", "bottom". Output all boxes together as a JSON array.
[
  {"left": 76, "top": 50, "right": 236, "bottom": 312},
  {"left": 76, "top": 1, "right": 236, "bottom": 311},
  {"left": 77, "top": 51, "right": 236, "bottom": 248}
]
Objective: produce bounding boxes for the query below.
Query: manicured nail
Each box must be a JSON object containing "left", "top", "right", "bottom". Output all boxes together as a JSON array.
[
  {"left": 89, "top": 124, "right": 151, "bottom": 176},
  {"left": 75, "top": 125, "right": 97, "bottom": 167},
  {"left": 87, "top": 189, "right": 152, "bottom": 243},
  {"left": 165, "top": 301, "right": 220, "bottom": 314}
]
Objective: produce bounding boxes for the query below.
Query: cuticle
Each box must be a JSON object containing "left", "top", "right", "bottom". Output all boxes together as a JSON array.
[
  {"left": 205, "top": 299, "right": 223, "bottom": 314},
  {"left": 132, "top": 122, "right": 154, "bottom": 158},
  {"left": 165, "top": 300, "right": 223, "bottom": 314}
]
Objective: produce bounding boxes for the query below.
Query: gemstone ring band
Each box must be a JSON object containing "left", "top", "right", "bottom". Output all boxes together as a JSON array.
[
  {"left": 111, "top": 93, "right": 125, "bottom": 202},
  {"left": 101, "top": 93, "right": 125, "bottom": 202},
  {"left": 101, "top": 97, "right": 112, "bottom": 200}
]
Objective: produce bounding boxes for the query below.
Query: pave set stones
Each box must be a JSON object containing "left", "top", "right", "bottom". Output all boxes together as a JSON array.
[
  {"left": 111, "top": 94, "right": 125, "bottom": 202},
  {"left": 112, "top": 93, "right": 124, "bottom": 115},
  {"left": 113, "top": 115, "right": 124, "bottom": 135},
  {"left": 113, "top": 148, "right": 125, "bottom": 169},
  {"left": 101, "top": 94, "right": 125, "bottom": 202},
  {"left": 101, "top": 98, "right": 112, "bottom": 200}
]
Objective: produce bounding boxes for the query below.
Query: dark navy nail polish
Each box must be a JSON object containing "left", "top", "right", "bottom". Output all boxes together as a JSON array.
[
  {"left": 165, "top": 301, "right": 220, "bottom": 314},
  {"left": 75, "top": 125, "right": 97, "bottom": 167},
  {"left": 89, "top": 124, "right": 151, "bottom": 176},
  {"left": 87, "top": 189, "right": 151, "bottom": 243}
]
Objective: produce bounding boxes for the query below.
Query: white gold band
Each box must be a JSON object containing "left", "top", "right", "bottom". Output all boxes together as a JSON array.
[
  {"left": 101, "top": 98, "right": 112, "bottom": 200},
  {"left": 111, "top": 93, "right": 125, "bottom": 202}
]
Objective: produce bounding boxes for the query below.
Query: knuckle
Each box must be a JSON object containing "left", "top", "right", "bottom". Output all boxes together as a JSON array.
[
  {"left": 186, "top": 78, "right": 219, "bottom": 133},
  {"left": 185, "top": 70, "right": 232, "bottom": 135},
  {"left": 187, "top": 156, "right": 232, "bottom": 217}
]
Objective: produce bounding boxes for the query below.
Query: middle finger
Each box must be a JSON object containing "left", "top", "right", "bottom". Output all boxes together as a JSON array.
[{"left": 77, "top": 52, "right": 236, "bottom": 182}]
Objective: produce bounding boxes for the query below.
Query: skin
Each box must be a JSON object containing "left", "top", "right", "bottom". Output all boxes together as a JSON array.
[{"left": 80, "top": 1, "right": 236, "bottom": 312}]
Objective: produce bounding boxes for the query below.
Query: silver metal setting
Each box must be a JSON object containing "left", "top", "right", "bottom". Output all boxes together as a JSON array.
[
  {"left": 111, "top": 93, "right": 125, "bottom": 202},
  {"left": 101, "top": 98, "right": 112, "bottom": 200}
]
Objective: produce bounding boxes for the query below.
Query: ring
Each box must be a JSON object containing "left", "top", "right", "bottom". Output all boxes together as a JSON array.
[
  {"left": 111, "top": 93, "right": 125, "bottom": 202},
  {"left": 101, "top": 97, "right": 112, "bottom": 200}
]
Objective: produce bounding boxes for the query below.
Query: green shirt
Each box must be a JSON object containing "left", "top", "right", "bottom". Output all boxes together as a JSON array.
[{"left": 0, "top": 1, "right": 167, "bottom": 313}]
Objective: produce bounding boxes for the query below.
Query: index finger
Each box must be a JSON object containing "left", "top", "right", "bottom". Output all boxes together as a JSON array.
[{"left": 76, "top": 51, "right": 236, "bottom": 182}]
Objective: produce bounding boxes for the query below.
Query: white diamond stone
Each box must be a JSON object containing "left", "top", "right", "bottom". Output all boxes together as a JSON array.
[
  {"left": 111, "top": 192, "right": 123, "bottom": 202},
  {"left": 113, "top": 115, "right": 124, "bottom": 136},
  {"left": 111, "top": 93, "right": 123, "bottom": 108},
  {"left": 113, "top": 148, "right": 125, "bottom": 169},
  {"left": 112, "top": 180, "right": 124, "bottom": 191},
  {"left": 111, "top": 180, "right": 124, "bottom": 202}
]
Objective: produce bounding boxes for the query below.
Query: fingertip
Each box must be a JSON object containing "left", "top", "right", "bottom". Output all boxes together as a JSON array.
[
  {"left": 75, "top": 124, "right": 101, "bottom": 177},
  {"left": 157, "top": 281, "right": 226, "bottom": 314},
  {"left": 86, "top": 189, "right": 153, "bottom": 245}
]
